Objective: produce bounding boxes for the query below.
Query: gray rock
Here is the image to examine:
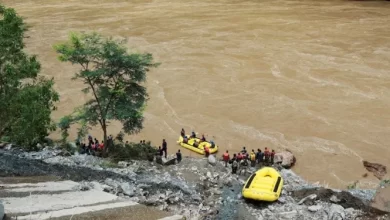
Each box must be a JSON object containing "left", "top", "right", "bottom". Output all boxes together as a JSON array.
[
  {"left": 162, "top": 157, "right": 176, "bottom": 166},
  {"left": 208, "top": 155, "right": 216, "bottom": 165},
  {"left": 156, "top": 155, "right": 163, "bottom": 165},
  {"left": 277, "top": 210, "right": 298, "bottom": 220},
  {"left": 308, "top": 205, "right": 322, "bottom": 212},
  {"left": 0, "top": 202, "right": 4, "bottom": 220},
  {"left": 328, "top": 204, "right": 345, "bottom": 220},
  {"left": 118, "top": 161, "right": 130, "bottom": 168},
  {"left": 206, "top": 171, "right": 213, "bottom": 179},
  {"left": 298, "top": 194, "right": 317, "bottom": 205},
  {"left": 120, "top": 183, "right": 135, "bottom": 197},
  {"left": 330, "top": 195, "right": 341, "bottom": 203},
  {"left": 278, "top": 197, "right": 287, "bottom": 204}
]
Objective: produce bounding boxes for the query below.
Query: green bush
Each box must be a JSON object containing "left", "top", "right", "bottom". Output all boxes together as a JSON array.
[{"left": 108, "top": 141, "right": 157, "bottom": 162}]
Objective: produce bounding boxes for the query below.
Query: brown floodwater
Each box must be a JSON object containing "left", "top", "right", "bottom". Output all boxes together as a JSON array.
[{"left": 2, "top": 0, "right": 390, "bottom": 188}]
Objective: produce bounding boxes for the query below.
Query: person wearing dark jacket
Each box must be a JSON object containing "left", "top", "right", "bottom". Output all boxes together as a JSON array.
[
  {"left": 162, "top": 139, "right": 167, "bottom": 158},
  {"left": 176, "top": 150, "right": 182, "bottom": 163}
]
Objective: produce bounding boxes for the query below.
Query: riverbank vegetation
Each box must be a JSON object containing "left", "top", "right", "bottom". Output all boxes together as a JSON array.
[
  {"left": 0, "top": 5, "right": 59, "bottom": 149},
  {"left": 0, "top": 4, "right": 159, "bottom": 155},
  {"left": 54, "top": 32, "right": 159, "bottom": 153}
]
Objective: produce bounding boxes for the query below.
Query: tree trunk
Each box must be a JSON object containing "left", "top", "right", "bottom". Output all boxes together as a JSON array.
[{"left": 102, "top": 121, "right": 108, "bottom": 156}]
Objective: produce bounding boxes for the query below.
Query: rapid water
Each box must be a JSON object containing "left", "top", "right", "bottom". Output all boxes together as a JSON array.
[{"left": 3, "top": 0, "right": 390, "bottom": 188}]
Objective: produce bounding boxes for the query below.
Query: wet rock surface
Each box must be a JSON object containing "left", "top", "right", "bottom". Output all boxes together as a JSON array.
[
  {"left": 363, "top": 161, "right": 387, "bottom": 180},
  {"left": 0, "top": 148, "right": 387, "bottom": 220}
]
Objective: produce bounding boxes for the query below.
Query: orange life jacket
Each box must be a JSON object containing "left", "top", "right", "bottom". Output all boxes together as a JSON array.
[
  {"left": 223, "top": 153, "right": 229, "bottom": 161},
  {"left": 204, "top": 146, "right": 209, "bottom": 153}
]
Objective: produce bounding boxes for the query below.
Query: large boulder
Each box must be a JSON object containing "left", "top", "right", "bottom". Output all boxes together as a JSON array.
[
  {"left": 363, "top": 161, "right": 387, "bottom": 180},
  {"left": 370, "top": 185, "right": 390, "bottom": 214},
  {"left": 274, "top": 151, "right": 296, "bottom": 168},
  {"left": 208, "top": 155, "right": 216, "bottom": 166},
  {"left": 0, "top": 202, "right": 4, "bottom": 220},
  {"left": 327, "top": 204, "right": 345, "bottom": 220},
  {"left": 120, "top": 183, "right": 135, "bottom": 197},
  {"left": 162, "top": 157, "right": 176, "bottom": 166}
]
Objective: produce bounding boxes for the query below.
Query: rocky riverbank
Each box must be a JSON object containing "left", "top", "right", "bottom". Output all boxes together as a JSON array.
[{"left": 0, "top": 146, "right": 389, "bottom": 220}]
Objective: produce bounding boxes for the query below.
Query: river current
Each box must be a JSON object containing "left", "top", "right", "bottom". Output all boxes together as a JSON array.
[{"left": 3, "top": 0, "right": 390, "bottom": 188}]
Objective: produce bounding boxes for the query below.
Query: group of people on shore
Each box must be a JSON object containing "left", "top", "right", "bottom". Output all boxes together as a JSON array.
[
  {"left": 222, "top": 147, "right": 276, "bottom": 174},
  {"left": 78, "top": 134, "right": 114, "bottom": 155}
]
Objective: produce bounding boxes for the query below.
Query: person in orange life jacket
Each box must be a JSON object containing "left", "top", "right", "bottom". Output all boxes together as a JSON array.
[
  {"left": 99, "top": 140, "right": 104, "bottom": 150},
  {"left": 222, "top": 150, "right": 230, "bottom": 167},
  {"left": 250, "top": 150, "right": 256, "bottom": 167},
  {"left": 176, "top": 149, "right": 182, "bottom": 163},
  {"left": 237, "top": 152, "right": 243, "bottom": 161},
  {"left": 264, "top": 147, "right": 270, "bottom": 165},
  {"left": 201, "top": 134, "right": 206, "bottom": 142},
  {"left": 204, "top": 145, "right": 210, "bottom": 157},
  {"left": 271, "top": 149, "right": 275, "bottom": 164},
  {"left": 162, "top": 139, "right": 167, "bottom": 158},
  {"left": 181, "top": 128, "right": 185, "bottom": 137}
]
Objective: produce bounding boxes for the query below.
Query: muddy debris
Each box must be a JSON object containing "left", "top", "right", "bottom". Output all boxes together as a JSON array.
[{"left": 363, "top": 161, "right": 387, "bottom": 180}]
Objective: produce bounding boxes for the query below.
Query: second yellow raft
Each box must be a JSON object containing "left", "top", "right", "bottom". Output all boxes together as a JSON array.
[
  {"left": 177, "top": 136, "right": 218, "bottom": 155},
  {"left": 242, "top": 167, "right": 283, "bottom": 202}
]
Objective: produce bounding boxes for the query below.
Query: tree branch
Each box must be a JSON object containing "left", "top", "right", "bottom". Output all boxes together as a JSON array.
[
  {"left": 86, "top": 77, "right": 104, "bottom": 128},
  {"left": 104, "top": 75, "right": 119, "bottom": 116}
]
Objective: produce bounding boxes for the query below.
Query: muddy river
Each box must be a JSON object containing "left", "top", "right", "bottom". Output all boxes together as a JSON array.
[{"left": 2, "top": 0, "right": 390, "bottom": 188}]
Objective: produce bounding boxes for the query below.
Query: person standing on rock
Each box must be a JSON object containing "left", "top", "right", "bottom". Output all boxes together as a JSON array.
[
  {"left": 162, "top": 139, "right": 167, "bottom": 158},
  {"left": 232, "top": 159, "right": 239, "bottom": 174},
  {"left": 256, "top": 149, "right": 263, "bottom": 165},
  {"left": 176, "top": 149, "right": 182, "bottom": 163},
  {"left": 264, "top": 147, "right": 270, "bottom": 166},
  {"left": 250, "top": 150, "right": 256, "bottom": 167},
  {"left": 204, "top": 145, "right": 210, "bottom": 157},
  {"left": 223, "top": 150, "right": 230, "bottom": 167},
  {"left": 271, "top": 149, "right": 275, "bottom": 164}
]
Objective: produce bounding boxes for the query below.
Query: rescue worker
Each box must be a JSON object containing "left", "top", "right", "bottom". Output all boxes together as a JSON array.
[
  {"left": 230, "top": 153, "right": 237, "bottom": 164},
  {"left": 201, "top": 134, "right": 206, "bottom": 142},
  {"left": 232, "top": 159, "right": 239, "bottom": 174},
  {"left": 176, "top": 149, "right": 182, "bottom": 163},
  {"left": 223, "top": 150, "right": 230, "bottom": 167},
  {"left": 237, "top": 152, "right": 243, "bottom": 161},
  {"left": 181, "top": 128, "right": 185, "bottom": 137},
  {"left": 162, "top": 139, "right": 167, "bottom": 158},
  {"left": 239, "top": 158, "right": 249, "bottom": 175},
  {"left": 250, "top": 150, "right": 256, "bottom": 167},
  {"left": 271, "top": 149, "right": 275, "bottom": 164},
  {"left": 204, "top": 145, "right": 210, "bottom": 157},
  {"left": 264, "top": 147, "right": 270, "bottom": 165},
  {"left": 256, "top": 149, "right": 263, "bottom": 165},
  {"left": 191, "top": 131, "right": 196, "bottom": 138},
  {"left": 158, "top": 146, "right": 163, "bottom": 157},
  {"left": 210, "top": 140, "right": 216, "bottom": 148}
]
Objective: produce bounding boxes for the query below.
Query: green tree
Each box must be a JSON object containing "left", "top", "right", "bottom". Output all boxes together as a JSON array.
[
  {"left": 54, "top": 32, "right": 158, "bottom": 152},
  {"left": 0, "top": 5, "right": 59, "bottom": 148}
]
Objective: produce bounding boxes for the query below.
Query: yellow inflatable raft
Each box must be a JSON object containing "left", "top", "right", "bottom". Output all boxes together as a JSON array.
[
  {"left": 242, "top": 167, "right": 283, "bottom": 202},
  {"left": 177, "top": 136, "right": 218, "bottom": 155}
]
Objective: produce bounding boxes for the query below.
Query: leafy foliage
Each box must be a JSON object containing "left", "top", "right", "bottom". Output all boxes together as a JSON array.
[
  {"left": 54, "top": 32, "right": 158, "bottom": 151},
  {"left": 109, "top": 141, "right": 157, "bottom": 162},
  {"left": 0, "top": 5, "right": 59, "bottom": 148}
]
